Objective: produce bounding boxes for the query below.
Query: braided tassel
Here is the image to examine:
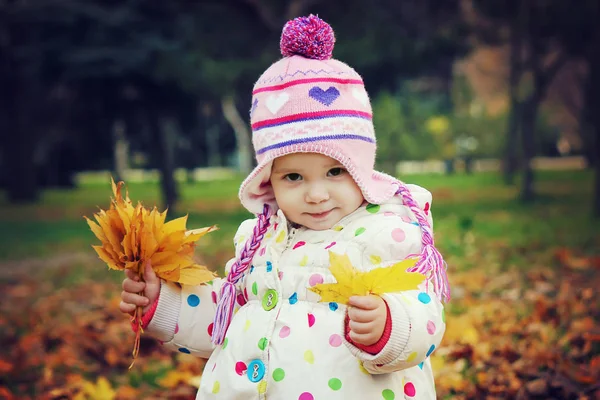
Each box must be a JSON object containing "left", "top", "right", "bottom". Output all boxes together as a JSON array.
[
  {"left": 396, "top": 184, "right": 451, "bottom": 303},
  {"left": 212, "top": 205, "right": 272, "bottom": 345}
]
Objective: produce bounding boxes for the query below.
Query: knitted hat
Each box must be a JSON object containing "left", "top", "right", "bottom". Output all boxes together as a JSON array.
[{"left": 238, "top": 14, "right": 399, "bottom": 214}]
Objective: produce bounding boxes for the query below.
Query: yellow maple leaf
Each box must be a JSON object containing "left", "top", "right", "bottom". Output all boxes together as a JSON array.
[
  {"left": 309, "top": 252, "right": 425, "bottom": 304},
  {"left": 85, "top": 178, "right": 218, "bottom": 364},
  {"left": 74, "top": 377, "right": 116, "bottom": 400}
]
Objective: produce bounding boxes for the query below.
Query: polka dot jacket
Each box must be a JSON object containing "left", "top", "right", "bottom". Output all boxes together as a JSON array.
[{"left": 146, "top": 184, "right": 446, "bottom": 399}]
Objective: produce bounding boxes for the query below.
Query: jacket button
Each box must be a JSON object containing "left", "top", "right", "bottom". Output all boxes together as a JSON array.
[
  {"left": 247, "top": 359, "right": 265, "bottom": 382},
  {"left": 262, "top": 289, "right": 278, "bottom": 311}
]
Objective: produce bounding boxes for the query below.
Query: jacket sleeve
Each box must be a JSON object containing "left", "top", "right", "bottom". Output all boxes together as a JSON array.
[
  {"left": 144, "top": 218, "right": 257, "bottom": 359},
  {"left": 343, "top": 187, "right": 447, "bottom": 374}
]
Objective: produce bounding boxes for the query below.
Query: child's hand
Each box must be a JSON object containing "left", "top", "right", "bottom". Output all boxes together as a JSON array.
[
  {"left": 347, "top": 295, "right": 387, "bottom": 346},
  {"left": 119, "top": 260, "right": 161, "bottom": 316}
]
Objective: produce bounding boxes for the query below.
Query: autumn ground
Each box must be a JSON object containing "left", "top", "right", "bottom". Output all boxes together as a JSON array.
[{"left": 0, "top": 171, "right": 598, "bottom": 400}]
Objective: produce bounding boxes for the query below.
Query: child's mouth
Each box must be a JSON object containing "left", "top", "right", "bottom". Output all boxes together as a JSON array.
[{"left": 308, "top": 210, "right": 332, "bottom": 219}]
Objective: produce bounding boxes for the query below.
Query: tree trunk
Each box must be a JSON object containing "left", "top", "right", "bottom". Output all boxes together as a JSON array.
[
  {"left": 503, "top": 17, "right": 523, "bottom": 185},
  {"left": 519, "top": 98, "right": 541, "bottom": 203},
  {"left": 587, "top": 27, "right": 600, "bottom": 217},
  {"left": 148, "top": 112, "right": 179, "bottom": 214},
  {"left": 112, "top": 119, "right": 129, "bottom": 183},
  {"left": 222, "top": 95, "right": 253, "bottom": 174},
  {"left": 1, "top": 23, "right": 40, "bottom": 202}
]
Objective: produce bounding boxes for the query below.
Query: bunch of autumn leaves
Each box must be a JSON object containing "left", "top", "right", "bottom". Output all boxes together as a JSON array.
[{"left": 85, "top": 179, "right": 217, "bottom": 364}]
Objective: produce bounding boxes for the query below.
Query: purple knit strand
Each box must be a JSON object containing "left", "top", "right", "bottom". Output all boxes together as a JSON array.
[
  {"left": 212, "top": 205, "right": 272, "bottom": 344},
  {"left": 396, "top": 183, "right": 451, "bottom": 303}
]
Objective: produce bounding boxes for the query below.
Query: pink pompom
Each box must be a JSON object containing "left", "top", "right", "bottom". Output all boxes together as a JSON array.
[{"left": 280, "top": 14, "right": 335, "bottom": 60}]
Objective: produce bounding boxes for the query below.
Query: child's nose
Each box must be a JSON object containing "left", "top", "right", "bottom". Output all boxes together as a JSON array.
[{"left": 305, "top": 183, "right": 330, "bottom": 203}]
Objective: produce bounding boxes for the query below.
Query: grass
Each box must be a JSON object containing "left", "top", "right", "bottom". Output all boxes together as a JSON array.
[{"left": 0, "top": 170, "right": 597, "bottom": 270}]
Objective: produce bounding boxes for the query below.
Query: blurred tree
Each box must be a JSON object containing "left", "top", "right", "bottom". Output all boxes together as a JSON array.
[{"left": 469, "top": 0, "right": 572, "bottom": 202}]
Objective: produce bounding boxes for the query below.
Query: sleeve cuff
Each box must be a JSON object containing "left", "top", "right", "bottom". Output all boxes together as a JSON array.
[
  {"left": 131, "top": 295, "right": 160, "bottom": 333},
  {"left": 344, "top": 294, "right": 412, "bottom": 364},
  {"left": 345, "top": 301, "right": 392, "bottom": 355},
  {"left": 145, "top": 281, "right": 181, "bottom": 342}
]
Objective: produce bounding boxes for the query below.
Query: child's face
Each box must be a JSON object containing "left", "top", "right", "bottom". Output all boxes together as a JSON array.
[{"left": 270, "top": 153, "right": 364, "bottom": 231}]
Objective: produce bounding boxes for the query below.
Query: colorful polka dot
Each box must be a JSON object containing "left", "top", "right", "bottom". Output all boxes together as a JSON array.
[
  {"left": 250, "top": 265, "right": 255, "bottom": 273},
  {"left": 309, "top": 274, "right": 324, "bottom": 286},
  {"left": 382, "top": 389, "right": 395, "bottom": 400},
  {"left": 329, "top": 302, "right": 339, "bottom": 311},
  {"left": 259, "top": 247, "right": 266, "bottom": 256},
  {"left": 299, "top": 393, "right": 314, "bottom": 400},
  {"left": 279, "top": 326, "right": 291, "bottom": 338},
  {"left": 328, "top": 378, "right": 342, "bottom": 390},
  {"left": 401, "top": 215, "right": 412, "bottom": 223},
  {"left": 333, "top": 225, "right": 343, "bottom": 231},
  {"left": 293, "top": 241, "right": 306, "bottom": 249},
  {"left": 235, "top": 361, "right": 247, "bottom": 376},
  {"left": 427, "top": 320, "right": 436, "bottom": 334},
  {"left": 355, "top": 227, "right": 366, "bottom": 236},
  {"left": 289, "top": 292, "right": 298, "bottom": 304},
  {"left": 299, "top": 255, "right": 309, "bottom": 266},
  {"left": 187, "top": 294, "right": 200, "bottom": 307},
  {"left": 407, "top": 352, "right": 417, "bottom": 362},
  {"left": 308, "top": 313, "right": 316, "bottom": 327},
  {"left": 174, "top": 323, "right": 179, "bottom": 334},
  {"left": 222, "top": 337, "right": 228, "bottom": 349},
  {"left": 424, "top": 202, "right": 430, "bottom": 215},
  {"left": 207, "top": 323, "right": 214, "bottom": 337},
  {"left": 252, "top": 282, "right": 258, "bottom": 295},
  {"left": 418, "top": 362, "right": 424, "bottom": 369},
  {"left": 442, "top": 308, "right": 446, "bottom": 323},
  {"left": 426, "top": 344, "right": 436, "bottom": 357},
  {"left": 276, "top": 230, "right": 285, "bottom": 243},
  {"left": 258, "top": 337, "right": 268, "bottom": 350},
  {"left": 391, "top": 228, "right": 406, "bottom": 242},
  {"left": 211, "top": 291, "right": 217, "bottom": 304},
  {"left": 237, "top": 293, "right": 247, "bottom": 306},
  {"left": 370, "top": 255, "right": 382, "bottom": 265},
  {"left": 418, "top": 292, "right": 431, "bottom": 304},
  {"left": 258, "top": 380, "right": 267, "bottom": 394},
  {"left": 266, "top": 261, "right": 273, "bottom": 272},
  {"left": 212, "top": 381, "right": 220, "bottom": 394},
  {"left": 325, "top": 241, "right": 337, "bottom": 249},
  {"left": 329, "top": 334, "right": 342, "bottom": 347},
  {"left": 178, "top": 347, "right": 190, "bottom": 354},
  {"left": 366, "top": 203, "right": 380, "bottom": 213},
  {"left": 358, "top": 360, "right": 369, "bottom": 375},
  {"left": 384, "top": 211, "right": 395, "bottom": 216},
  {"left": 278, "top": 271, "right": 284, "bottom": 280},
  {"left": 404, "top": 382, "right": 416, "bottom": 397},
  {"left": 244, "top": 319, "right": 251, "bottom": 331},
  {"left": 272, "top": 368, "right": 285, "bottom": 382},
  {"left": 304, "top": 350, "right": 314, "bottom": 364}
]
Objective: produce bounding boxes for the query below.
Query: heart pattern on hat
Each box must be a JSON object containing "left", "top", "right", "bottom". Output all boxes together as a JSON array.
[
  {"left": 309, "top": 86, "right": 340, "bottom": 106},
  {"left": 266, "top": 93, "right": 290, "bottom": 114}
]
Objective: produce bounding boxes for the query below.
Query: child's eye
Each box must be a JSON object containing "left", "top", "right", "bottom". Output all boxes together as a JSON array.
[
  {"left": 327, "top": 168, "right": 345, "bottom": 177},
  {"left": 284, "top": 173, "right": 302, "bottom": 182}
]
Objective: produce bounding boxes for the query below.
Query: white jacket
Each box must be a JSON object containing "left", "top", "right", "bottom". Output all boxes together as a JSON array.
[{"left": 147, "top": 184, "right": 446, "bottom": 399}]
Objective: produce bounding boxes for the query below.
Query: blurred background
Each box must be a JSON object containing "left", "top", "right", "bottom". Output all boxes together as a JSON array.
[{"left": 0, "top": 0, "right": 598, "bottom": 399}]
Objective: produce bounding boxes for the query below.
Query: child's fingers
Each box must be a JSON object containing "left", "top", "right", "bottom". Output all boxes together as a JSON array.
[
  {"left": 119, "top": 301, "right": 136, "bottom": 315},
  {"left": 144, "top": 260, "right": 159, "bottom": 284},
  {"left": 348, "top": 319, "right": 373, "bottom": 334},
  {"left": 124, "top": 268, "right": 138, "bottom": 281},
  {"left": 348, "top": 295, "right": 382, "bottom": 310},
  {"left": 122, "top": 278, "right": 146, "bottom": 293},
  {"left": 347, "top": 306, "right": 375, "bottom": 323},
  {"left": 121, "top": 291, "right": 150, "bottom": 307}
]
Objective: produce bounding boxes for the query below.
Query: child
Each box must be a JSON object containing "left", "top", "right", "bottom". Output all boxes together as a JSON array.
[{"left": 120, "top": 15, "right": 450, "bottom": 399}]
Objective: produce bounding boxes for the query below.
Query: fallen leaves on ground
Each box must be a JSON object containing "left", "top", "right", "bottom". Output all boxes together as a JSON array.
[{"left": 0, "top": 246, "right": 598, "bottom": 399}]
